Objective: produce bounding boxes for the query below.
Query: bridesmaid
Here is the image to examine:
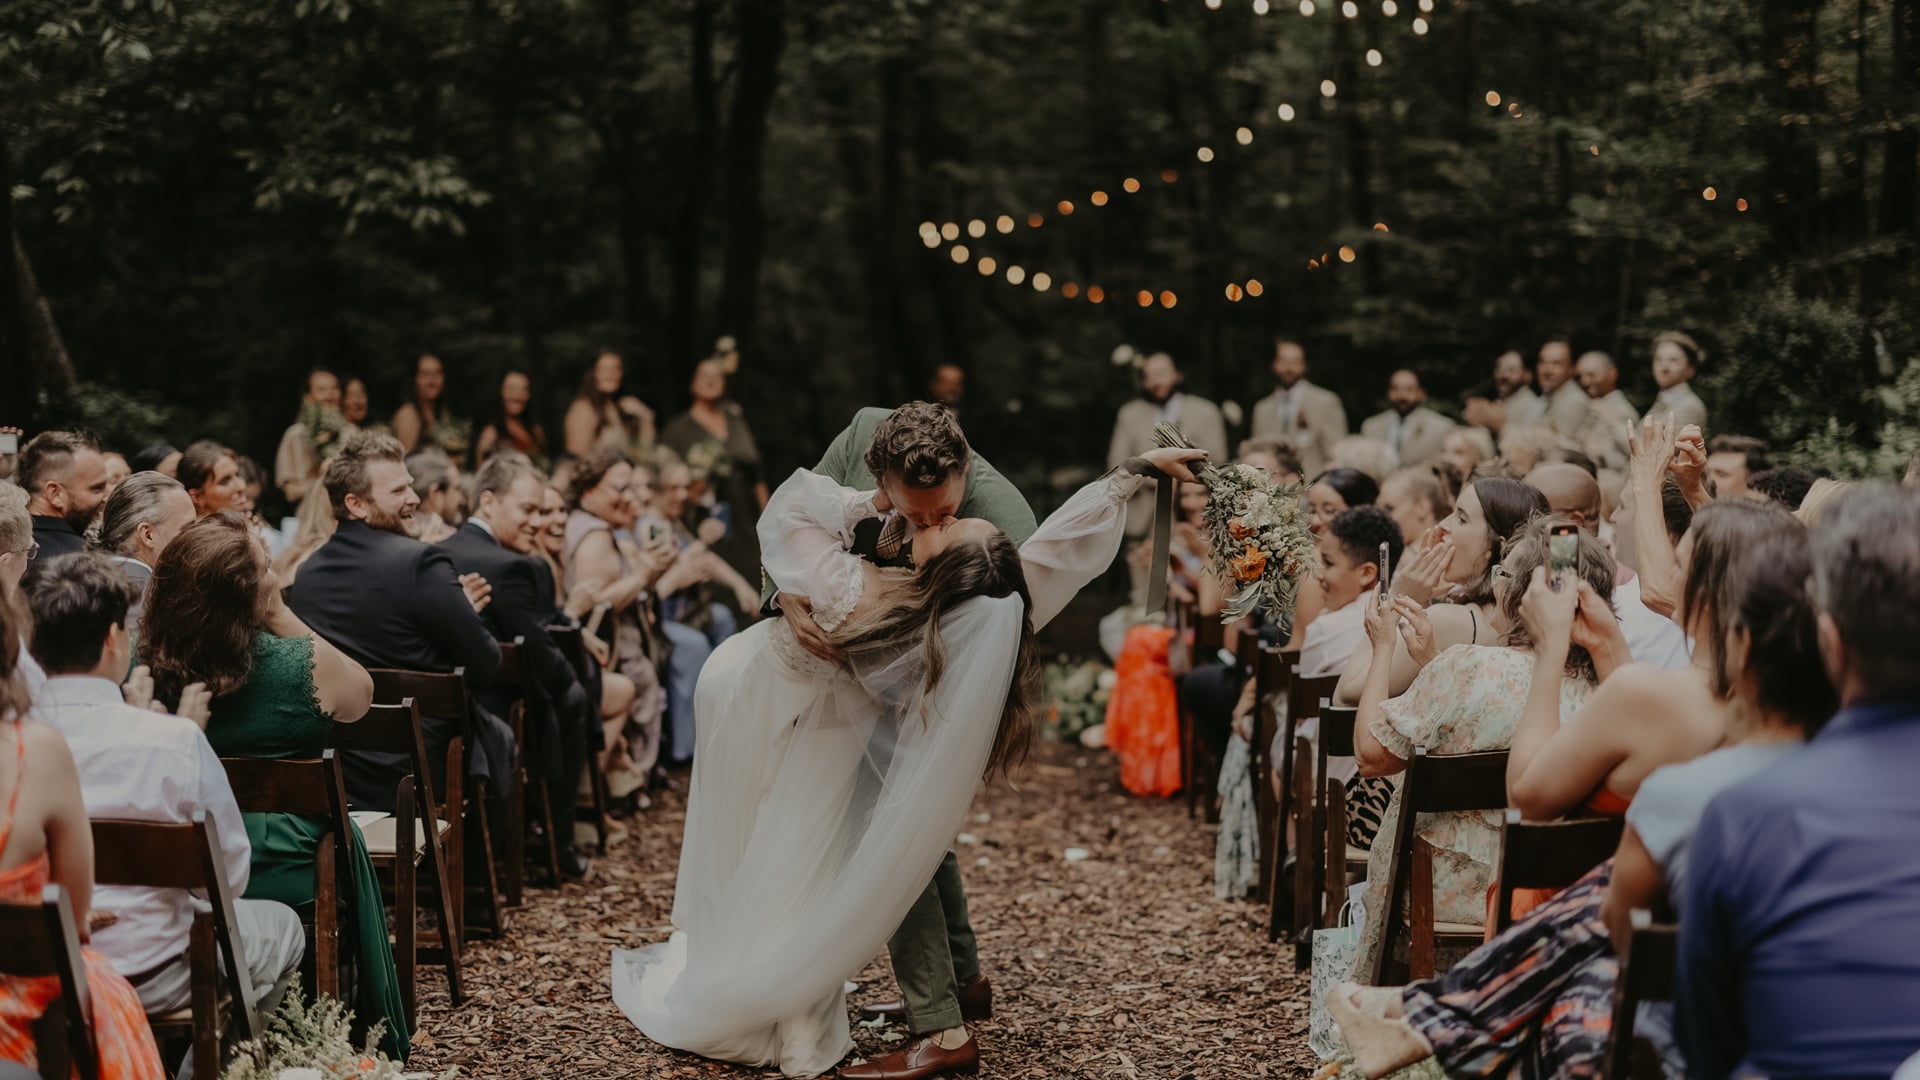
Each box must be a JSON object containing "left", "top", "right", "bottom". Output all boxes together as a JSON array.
[{"left": 659, "top": 355, "right": 768, "bottom": 577}]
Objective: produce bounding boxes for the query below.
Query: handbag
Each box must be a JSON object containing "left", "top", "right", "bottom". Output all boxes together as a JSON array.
[{"left": 1309, "top": 898, "right": 1365, "bottom": 1059}]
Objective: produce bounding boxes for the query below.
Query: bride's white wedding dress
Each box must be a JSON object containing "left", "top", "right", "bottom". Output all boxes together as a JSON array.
[{"left": 611, "top": 465, "right": 1150, "bottom": 1076}]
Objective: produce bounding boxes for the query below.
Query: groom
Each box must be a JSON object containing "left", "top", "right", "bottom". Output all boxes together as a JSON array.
[{"left": 768, "top": 401, "right": 1035, "bottom": 1080}]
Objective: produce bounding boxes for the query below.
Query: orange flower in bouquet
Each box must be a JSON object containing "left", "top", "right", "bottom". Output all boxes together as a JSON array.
[{"left": 1230, "top": 543, "right": 1269, "bottom": 582}]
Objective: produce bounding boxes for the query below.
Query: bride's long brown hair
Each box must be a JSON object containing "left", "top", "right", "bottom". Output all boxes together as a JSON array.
[{"left": 831, "top": 530, "right": 1042, "bottom": 778}]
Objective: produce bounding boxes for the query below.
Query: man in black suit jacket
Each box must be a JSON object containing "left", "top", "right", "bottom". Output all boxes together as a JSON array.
[
  {"left": 438, "top": 456, "right": 595, "bottom": 880},
  {"left": 286, "top": 432, "right": 510, "bottom": 812}
]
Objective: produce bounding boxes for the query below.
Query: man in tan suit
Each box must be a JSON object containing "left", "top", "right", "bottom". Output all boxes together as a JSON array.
[
  {"left": 1644, "top": 331, "right": 1709, "bottom": 433},
  {"left": 1463, "top": 350, "right": 1545, "bottom": 446},
  {"left": 1533, "top": 339, "right": 1593, "bottom": 440},
  {"left": 1574, "top": 350, "right": 1639, "bottom": 471},
  {"left": 1360, "top": 369, "right": 1457, "bottom": 466},
  {"left": 1108, "top": 351, "right": 1229, "bottom": 539},
  {"left": 1251, "top": 338, "right": 1348, "bottom": 479}
]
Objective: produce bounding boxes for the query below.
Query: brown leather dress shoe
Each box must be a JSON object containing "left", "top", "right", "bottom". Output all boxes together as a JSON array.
[
  {"left": 838, "top": 1035, "right": 979, "bottom": 1080},
  {"left": 858, "top": 974, "right": 993, "bottom": 1023}
]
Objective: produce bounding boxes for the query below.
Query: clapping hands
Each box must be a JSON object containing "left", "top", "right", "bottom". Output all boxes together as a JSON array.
[
  {"left": 1392, "top": 527, "right": 1453, "bottom": 604},
  {"left": 122, "top": 665, "right": 213, "bottom": 729}
]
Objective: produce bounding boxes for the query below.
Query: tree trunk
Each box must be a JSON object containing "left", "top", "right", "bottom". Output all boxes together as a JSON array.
[
  {"left": 667, "top": 0, "right": 719, "bottom": 383},
  {"left": 1334, "top": 20, "right": 1380, "bottom": 296},
  {"left": 1881, "top": 0, "right": 1918, "bottom": 265},
  {"left": 716, "top": 0, "right": 789, "bottom": 354},
  {"left": 1759, "top": 0, "right": 1826, "bottom": 256}
]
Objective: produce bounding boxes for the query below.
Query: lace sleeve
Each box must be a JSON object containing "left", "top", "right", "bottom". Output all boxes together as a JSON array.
[
  {"left": 1019, "top": 468, "right": 1152, "bottom": 631},
  {"left": 758, "top": 469, "right": 875, "bottom": 632}
]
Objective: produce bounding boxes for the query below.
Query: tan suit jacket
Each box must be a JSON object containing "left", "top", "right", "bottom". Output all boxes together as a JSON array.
[
  {"left": 1360, "top": 406, "right": 1457, "bottom": 466},
  {"left": 1251, "top": 380, "right": 1349, "bottom": 479},
  {"left": 1644, "top": 384, "right": 1708, "bottom": 435},
  {"left": 1537, "top": 380, "right": 1595, "bottom": 441},
  {"left": 1579, "top": 389, "right": 1640, "bottom": 471},
  {"left": 1109, "top": 394, "right": 1229, "bottom": 537}
]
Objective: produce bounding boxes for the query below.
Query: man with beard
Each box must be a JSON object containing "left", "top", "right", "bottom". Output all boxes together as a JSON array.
[
  {"left": 1533, "top": 338, "right": 1595, "bottom": 440},
  {"left": 19, "top": 430, "right": 112, "bottom": 560},
  {"left": 1462, "top": 349, "right": 1544, "bottom": 446},
  {"left": 1360, "top": 369, "right": 1456, "bottom": 466},
  {"left": 287, "top": 431, "right": 513, "bottom": 811},
  {"left": 1252, "top": 337, "right": 1349, "bottom": 479},
  {"left": 1107, "top": 351, "right": 1228, "bottom": 541}
]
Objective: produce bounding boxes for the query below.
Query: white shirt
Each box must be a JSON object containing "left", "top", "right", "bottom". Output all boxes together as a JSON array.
[
  {"left": 1275, "top": 384, "right": 1305, "bottom": 433},
  {"left": 1614, "top": 575, "right": 1691, "bottom": 672},
  {"left": 1657, "top": 384, "right": 1693, "bottom": 406},
  {"left": 1155, "top": 392, "right": 1186, "bottom": 427},
  {"left": 36, "top": 676, "right": 252, "bottom": 977},
  {"left": 15, "top": 642, "right": 45, "bottom": 710},
  {"left": 1290, "top": 597, "right": 1371, "bottom": 785}
]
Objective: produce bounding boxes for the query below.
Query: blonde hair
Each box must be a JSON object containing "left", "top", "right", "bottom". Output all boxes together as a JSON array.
[{"left": 1794, "top": 478, "right": 1854, "bottom": 526}]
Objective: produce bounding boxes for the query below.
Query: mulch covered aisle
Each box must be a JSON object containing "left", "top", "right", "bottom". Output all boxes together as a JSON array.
[{"left": 407, "top": 738, "right": 1322, "bottom": 1078}]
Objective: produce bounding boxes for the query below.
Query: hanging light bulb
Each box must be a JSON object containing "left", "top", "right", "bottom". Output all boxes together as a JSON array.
[
  {"left": 1160, "top": 168, "right": 1180, "bottom": 183},
  {"left": 1342, "top": 1, "right": 1358, "bottom": 16},
  {"left": 1136, "top": 290, "right": 1154, "bottom": 308},
  {"left": 1412, "top": 17, "right": 1428, "bottom": 33},
  {"left": 1735, "top": 198, "right": 1750, "bottom": 212},
  {"left": 1320, "top": 79, "right": 1338, "bottom": 98},
  {"left": 1123, "top": 177, "right": 1142, "bottom": 193},
  {"left": 921, "top": 231, "right": 941, "bottom": 250},
  {"left": 1366, "top": 48, "right": 1383, "bottom": 66},
  {"left": 1061, "top": 282, "right": 1080, "bottom": 299},
  {"left": 1032, "top": 272, "right": 1052, "bottom": 292},
  {"left": 1007, "top": 265, "right": 1027, "bottom": 285},
  {"left": 1091, "top": 190, "right": 1110, "bottom": 206},
  {"left": 1702, "top": 186, "right": 1717, "bottom": 201},
  {"left": 1159, "top": 290, "right": 1178, "bottom": 309},
  {"left": 940, "top": 223, "right": 959, "bottom": 241},
  {"left": 1338, "top": 246, "right": 1357, "bottom": 262},
  {"left": 1299, "top": 0, "right": 1315, "bottom": 14},
  {"left": 1197, "top": 146, "right": 1216, "bottom": 162},
  {"left": 1086, "top": 285, "right": 1107, "bottom": 304},
  {"left": 1225, "top": 283, "right": 1245, "bottom": 301},
  {"left": 1485, "top": 91, "right": 1501, "bottom": 107},
  {"left": 1382, "top": 0, "right": 1397, "bottom": 13},
  {"left": 1235, "top": 126, "right": 1254, "bottom": 145},
  {"left": 1057, "top": 200, "right": 1075, "bottom": 215},
  {"left": 950, "top": 245, "right": 970, "bottom": 264},
  {"left": 967, "top": 219, "right": 986, "bottom": 238},
  {"left": 1246, "top": 279, "right": 1265, "bottom": 297},
  {"left": 1373, "top": 221, "right": 1390, "bottom": 232},
  {"left": 995, "top": 215, "right": 1015, "bottom": 234},
  {"left": 1278, "top": 103, "right": 1296, "bottom": 121},
  {"left": 1027, "top": 212, "right": 1045, "bottom": 228},
  {"left": 977, "top": 256, "right": 997, "bottom": 275},
  {"left": 1253, "top": 0, "right": 1270, "bottom": 11}
]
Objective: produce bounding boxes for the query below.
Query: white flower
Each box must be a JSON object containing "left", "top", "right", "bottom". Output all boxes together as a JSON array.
[{"left": 1096, "top": 669, "right": 1118, "bottom": 691}]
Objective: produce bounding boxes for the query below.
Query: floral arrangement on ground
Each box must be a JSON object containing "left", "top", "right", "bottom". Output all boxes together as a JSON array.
[
  {"left": 1151, "top": 422, "right": 1318, "bottom": 621},
  {"left": 1042, "top": 656, "right": 1115, "bottom": 742},
  {"left": 224, "top": 978, "right": 456, "bottom": 1080}
]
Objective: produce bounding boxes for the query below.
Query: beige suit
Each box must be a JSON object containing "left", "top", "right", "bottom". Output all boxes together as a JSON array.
[
  {"left": 1536, "top": 380, "right": 1595, "bottom": 441},
  {"left": 1579, "top": 389, "right": 1640, "bottom": 471},
  {"left": 1251, "top": 380, "right": 1349, "bottom": 479},
  {"left": 1108, "top": 394, "right": 1230, "bottom": 537},
  {"left": 1360, "top": 406, "right": 1457, "bottom": 467},
  {"left": 1499, "top": 386, "right": 1546, "bottom": 436},
  {"left": 1644, "top": 384, "right": 1708, "bottom": 435}
]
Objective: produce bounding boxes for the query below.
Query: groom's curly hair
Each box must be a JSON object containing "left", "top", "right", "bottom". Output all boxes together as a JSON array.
[{"left": 866, "top": 402, "right": 970, "bottom": 489}]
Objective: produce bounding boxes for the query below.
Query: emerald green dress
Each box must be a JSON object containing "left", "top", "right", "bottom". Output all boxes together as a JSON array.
[{"left": 205, "top": 634, "right": 410, "bottom": 1060}]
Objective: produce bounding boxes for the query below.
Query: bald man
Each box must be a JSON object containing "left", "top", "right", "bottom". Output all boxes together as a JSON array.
[
  {"left": 1525, "top": 465, "right": 1691, "bottom": 671},
  {"left": 1575, "top": 351, "right": 1637, "bottom": 470}
]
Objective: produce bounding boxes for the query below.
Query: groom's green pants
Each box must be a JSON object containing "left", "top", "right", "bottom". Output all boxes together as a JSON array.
[{"left": 889, "top": 851, "right": 980, "bottom": 1035}]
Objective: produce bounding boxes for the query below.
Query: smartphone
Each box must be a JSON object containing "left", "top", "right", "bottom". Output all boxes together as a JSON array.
[
  {"left": 647, "top": 521, "right": 670, "bottom": 545},
  {"left": 1548, "top": 524, "right": 1580, "bottom": 592},
  {"left": 0, "top": 433, "right": 15, "bottom": 456},
  {"left": 1376, "top": 541, "right": 1392, "bottom": 608}
]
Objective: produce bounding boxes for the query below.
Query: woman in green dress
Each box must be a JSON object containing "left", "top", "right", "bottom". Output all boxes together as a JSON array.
[
  {"left": 137, "top": 512, "right": 409, "bottom": 1059},
  {"left": 658, "top": 356, "right": 768, "bottom": 578}
]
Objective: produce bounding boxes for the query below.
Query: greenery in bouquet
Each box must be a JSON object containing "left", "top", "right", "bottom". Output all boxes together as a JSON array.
[
  {"left": 428, "top": 415, "right": 473, "bottom": 459},
  {"left": 224, "top": 977, "right": 455, "bottom": 1080},
  {"left": 1152, "top": 423, "right": 1318, "bottom": 623},
  {"left": 297, "top": 400, "right": 350, "bottom": 459},
  {"left": 682, "top": 437, "right": 734, "bottom": 484},
  {"left": 1043, "top": 657, "right": 1114, "bottom": 742}
]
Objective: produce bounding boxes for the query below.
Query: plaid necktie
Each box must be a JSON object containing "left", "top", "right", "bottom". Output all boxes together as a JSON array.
[{"left": 875, "top": 515, "right": 908, "bottom": 561}]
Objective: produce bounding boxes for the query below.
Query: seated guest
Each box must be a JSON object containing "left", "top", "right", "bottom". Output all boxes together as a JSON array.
[
  {"left": 1346, "top": 520, "right": 1614, "bottom": 984},
  {"left": 1361, "top": 369, "right": 1456, "bottom": 466},
  {"left": 285, "top": 432, "right": 510, "bottom": 810},
  {"left": 1438, "top": 429, "right": 1493, "bottom": 487},
  {"left": 405, "top": 447, "right": 462, "bottom": 544},
  {"left": 101, "top": 453, "right": 130, "bottom": 495},
  {"left": 1529, "top": 463, "right": 1689, "bottom": 670},
  {"left": 533, "top": 481, "right": 642, "bottom": 780},
  {"left": 1793, "top": 476, "right": 1853, "bottom": 525},
  {"left": 129, "top": 442, "right": 182, "bottom": 478},
  {"left": 1680, "top": 485, "right": 1920, "bottom": 1079},
  {"left": 1704, "top": 434, "right": 1768, "bottom": 499},
  {"left": 139, "top": 514, "right": 408, "bottom": 1060},
  {"left": 438, "top": 457, "right": 595, "bottom": 880},
  {"left": 1744, "top": 464, "right": 1818, "bottom": 511},
  {"left": 18, "top": 429, "right": 110, "bottom": 560},
  {"left": 1329, "top": 436, "right": 1399, "bottom": 484},
  {"left": 1328, "top": 502, "right": 1831, "bottom": 1078},
  {"left": 24, "top": 554, "right": 304, "bottom": 1028},
  {"left": 1235, "top": 437, "right": 1304, "bottom": 485},
  {"left": 1291, "top": 468, "right": 1381, "bottom": 648},
  {"left": 1643, "top": 331, "right": 1708, "bottom": 432},
  {"left": 0, "top": 578, "right": 166, "bottom": 1080},
  {"left": 1377, "top": 465, "right": 1454, "bottom": 550},
  {"left": 91, "top": 472, "right": 195, "bottom": 633},
  {"left": 177, "top": 440, "right": 247, "bottom": 518}
]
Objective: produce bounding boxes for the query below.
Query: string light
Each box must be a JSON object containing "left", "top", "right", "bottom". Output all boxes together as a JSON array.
[
  {"left": 1236, "top": 126, "right": 1255, "bottom": 145},
  {"left": 1027, "top": 212, "right": 1045, "bottom": 228},
  {"left": 921, "top": 231, "right": 941, "bottom": 250},
  {"left": 1278, "top": 103, "right": 1296, "bottom": 121},
  {"left": 1091, "top": 190, "right": 1111, "bottom": 206},
  {"left": 1373, "top": 221, "right": 1390, "bottom": 231},
  {"left": 1590, "top": 145, "right": 1600, "bottom": 155},
  {"left": 1254, "top": 0, "right": 1270, "bottom": 11},
  {"left": 1061, "top": 282, "right": 1080, "bottom": 299},
  {"left": 1136, "top": 290, "right": 1154, "bottom": 307},
  {"left": 1321, "top": 79, "right": 1338, "bottom": 97},
  {"left": 1338, "top": 245, "right": 1357, "bottom": 262},
  {"left": 1086, "top": 285, "right": 1106, "bottom": 303},
  {"left": 1702, "top": 186, "right": 1717, "bottom": 201},
  {"left": 1225, "top": 283, "right": 1245, "bottom": 301},
  {"left": 1412, "top": 16, "right": 1428, "bottom": 32},
  {"left": 995, "top": 215, "right": 1016, "bottom": 234},
  {"left": 1735, "top": 198, "right": 1750, "bottom": 212},
  {"left": 1366, "top": 48, "right": 1383, "bottom": 66},
  {"left": 1485, "top": 91, "right": 1501, "bottom": 107},
  {"left": 1007, "top": 265, "right": 1027, "bottom": 285},
  {"left": 977, "top": 256, "right": 997, "bottom": 275},
  {"left": 1342, "top": 0, "right": 1358, "bottom": 14},
  {"left": 950, "top": 245, "right": 969, "bottom": 264},
  {"left": 1299, "top": 0, "right": 1314, "bottom": 14},
  {"left": 940, "top": 223, "right": 959, "bottom": 241},
  {"left": 1197, "top": 146, "right": 1216, "bottom": 162},
  {"left": 1245, "top": 278, "right": 1265, "bottom": 297},
  {"left": 1058, "top": 200, "right": 1076, "bottom": 215},
  {"left": 1417, "top": 0, "right": 1431, "bottom": 10},
  {"left": 1206, "top": 0, "right": 1223, "bottom": 7},
  {"left": 1382, "top": 0, "right": 1397, "bottom": 12},
  {"left": 1123, "top": 177, "right": 1142, "bottom": 193},
  {"left": 1160, "top": 169, "right": 1179, "bottom": 183},
  {"left": 1160, "top": 290, "right": 1178, "bottom": 308},
  {"left": 1032, "top": 272, "right": 1052, "bottom": 291}
]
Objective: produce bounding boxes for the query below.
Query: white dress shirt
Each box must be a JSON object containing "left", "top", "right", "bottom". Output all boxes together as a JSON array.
[
  {"left": 1614, "top": 575, "right": 1692, "bottom": 672},
  {"left": 37, "top": 676, "right": 252, "bottom": 978},
  {"left": 1274, "top": 384, "right": 1305, "bottom": 433}
]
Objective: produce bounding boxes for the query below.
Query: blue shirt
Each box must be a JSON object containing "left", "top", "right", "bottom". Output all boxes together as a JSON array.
[{"left": 1679, "top": 699, "right": 1920, "bottom": 1079}]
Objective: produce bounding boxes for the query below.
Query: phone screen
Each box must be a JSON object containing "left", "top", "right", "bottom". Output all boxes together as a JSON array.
[
  {"left": 0, "top": 433, "right": 15, "bottom": 456},
  {"left": 1549, "top": 526, "right": 1579, "bottom": 591}
]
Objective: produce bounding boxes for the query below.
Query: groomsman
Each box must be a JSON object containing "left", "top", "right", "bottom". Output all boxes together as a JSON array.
[
  {"left": 1360, "top": 369, "right": 1456, "bottom": 466},
  {"left": 1645, "top": 331, "right": 1709, "bottom": 432},
  {"left": 1463, "top": 350, "right": 1544, "bottom": 446},
  {"left": 1574, "top": 351, "right": 1639, "bottom": 471},
  {"left": 1107, "top": 351, "right": 1228, "bottom": 540},
  {"left": 1252, "top": 338, "right": 1348, "bottom": 479},
  {"left": 1533, "top": 339, "right": 1594, "bottom": 440}
]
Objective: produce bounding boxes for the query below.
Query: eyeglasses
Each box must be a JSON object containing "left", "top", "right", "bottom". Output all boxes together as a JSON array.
[{"left": 6, "top": 542, "right": 37, "bottom": 562}]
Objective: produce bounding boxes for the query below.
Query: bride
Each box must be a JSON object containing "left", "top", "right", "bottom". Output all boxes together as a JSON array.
[{"left": 610, "top": 445, "right": 1204, "bottom": 1076}]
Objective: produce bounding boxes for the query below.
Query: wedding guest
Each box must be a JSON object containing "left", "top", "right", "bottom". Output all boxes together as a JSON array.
[
  {"left": 129, "top": 442, "right": 181, "bottom": 478},
  {"left": 1680, "top": 486, "right": 1920, "bottom": 1079},
  {"left": 23, "top": 552, "right": 306, "bottom": 1028},
  {"left": 1705, "top": 434, "right": 1768, "bottom": 499},
  {"left": 1105, "top": 351, "right": 1230, "bottom": 540},
  {"left": 235, "top": 455, "right": 266, "bottom": 516},
  {"left": 1252, "top": 338, "right": 1349, "bottom": 479},
  {"left": 1496, "top": 427, "right": 1572, "bottom": 477},
  {"left": 1305, "top": 468, "right": 1380, "bottom": 538},
  {"left": 1236, "top": 437, "right": 1304, "bottom": 485},
  {"left": 92, "top": 472, "right": 194, "bottom": 634},
  {"left": 0, "top": 577, "right": 167, "bottom": 1080},
  {"left": 100, "top": 452, "right": 130, "bottom": 495},
  {"left": 1463, "top": 350, "right": 1544, "bottom": 444},
  {"left": 1644, "top": 331, "right": 1708, "bottom": 432},
  {"left": 660, "top": 357, "right": 771, "bottom": 576},
  {"left": 1745, "top": 465, "right": 1818, "bottom": 510},
  {"left": 0, "top": 488, "right": 33, "bottom": 595},
  {"left": 1573, "top": 351, "right": 1637, "bottom": 470},
  {"left": 1794, "top": 476, "right": 1853, "bottom": 524},
  {"left": 565, "top": 350, "right": 655, "bottom": 459},
  {"left": 474, "top": 370, "right": 549, "bottom": 469},
  {"left": 1532, "top": 339, "right": 1593, "bottom": 440},
  {"left": 392, "top": 353, "right": 468, "bottom": 459},
  {"left": 1378, "top": 465, "right": 1454, "bottom": 550},
  {"left": 406, "top": 447, "right": 463, "bottom": 543},
  {"left": 275, "top": 369, "right": 348, "bottom": 504},
  {"left": 19, "top": 429, "right": 110, "bottom": 560},
  {"left": 1438, "top": 428, "right": 1494, "bottom": 485},
  {"left": 1329, "top": 436, "right": 1399, "bottom": 483},
  {"left": 270, "top": 489, "right": 337, "bottom": 589},
  {"left": 1361, "top": 370, "right": 1456, "bottom": 466},
  {"left": 177, "top": 440, "right": 247, "bottom": 518},
  {"left": 532, "top": 481, "right": 643, "bottom": 776},
  {"left": 341, "top": 376, "right": 372, "bottom": 428},
  {"left": 140, "top": 513, "right": 409, "bottom": 1061}
]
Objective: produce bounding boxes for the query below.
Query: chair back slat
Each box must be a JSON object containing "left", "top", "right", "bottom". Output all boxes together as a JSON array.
[
  {"left": 1373, "top": 746, "right": 1511, "bottom": 984},
  {"left": 1321, "top": 705, "right": 1358, "bottom": 759},
  {"left": 1493, "top": 811, "right": 1624, "bottom": 930},
  {"left": 368, "top": 668, "right": 469, "bottom": 720},
  {"left": 1192, "top": 613, "right": 1225, "bottom": 655},
  {"left": 0, "top": 885, "right": 99, "bottom": 1079},
  {"left": 221, "top": 752, "right": 351, "bottom": 820},
  {"left": 1603, "top": 910, "right": 1680, "bottom": 1080},
  {"left": 548, "top": 626, "right": 588, "bottom": 682},
  {"left": 327, "top": 699, "right": 423, "bottom": 757},
  {"left": 494, "top": 638, "right": 527, "bottom": 687}
]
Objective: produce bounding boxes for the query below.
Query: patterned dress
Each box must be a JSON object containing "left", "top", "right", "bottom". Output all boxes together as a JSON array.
[{"left": 0, "top": 721, "right": 166, "bottom": 1079}]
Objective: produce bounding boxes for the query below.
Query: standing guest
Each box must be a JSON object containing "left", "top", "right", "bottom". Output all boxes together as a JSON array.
[
  {"left": 24, "top": 553, "right": 305, "bottom": 1030},
  {"left": 565, "top": 350, "right": 655, "bottom": 459},
  {"left": 1378, "top": 465, "right": 1454, "bottom": 550},
  {"left": 129, "top": 442, "right": 182, "bottom": 478},
  {"left": 474, "top": 370, "right": 549, "bottom": 469},
  {"left": 1106, "top": 352, "right": 1230, "bottom": 541},
  {"left": 18, "top": 430, "right": 110, "bottom": 560},
  {"left": 1705, "top": 434, "right": 1768, "bottom": 500},
  {"left": 1573, "top": 351, "right": 1637, "bottom": 470},
  {"left": 275, "top": 368, "right": 348, "bottom": 504},
  {"left": 285, "top": 432, "right": 511, "bottom": 810},
  {"left": 929, "top": 362, "right": 967, "bottom": 410},
  {"left": 1744, "top": 466, "right": 1819, "bottom": 511},
  {"left": 91, "top": 472, "right": 195, "bottom": 634},
  {"left": 1253, "top": 338, "right": 1349, "bottom": 479},
  {"left": 438, "top": 457, "right": 595, "bottom": 880},
  {"left": 0, "top": 577, "right": 167, "bottom": 1080},
  {"left": 341, "top": 376, "right": 372, "bottom": 428},
  {"left": 140, "top": 514, "right": 408, "bottom": 1061},
  {"left": 391, "top": 353, "right": 469, "bottom": 460},
  {"left": 1680, "top": 486, "right": 1920, "bottom": 1079},
  {"left": 660, "top": 357, "right": 771, "bottom": 577},
  {"left": 100, "top": 453, "right": 130, "bottom": 495},
  {"left": 1361, "top": 370, "right": 1456, "bottom": 466},
  {"left": 406, "top": 447, "right": 463, "bottom": 544},
  {"left": 1439, "top": 428, "right": 1495, "bottom": 484},
  {"left": 178, "top": 440, "right": 247, "bottom": 518},
  {"left": 1464, "top": 350, "right": 1545, "bottom": 444},
  {"left": 1644, "top": 331, "right": 1709, "bottom": 432},
  {"left": 1532, "top": 339, "right": 1592, "bottom": 440}
]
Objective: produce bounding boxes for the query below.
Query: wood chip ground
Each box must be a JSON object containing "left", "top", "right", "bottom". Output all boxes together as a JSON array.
[{"left": 408, "top": 739, "right": 1322, "bottom": 1078}]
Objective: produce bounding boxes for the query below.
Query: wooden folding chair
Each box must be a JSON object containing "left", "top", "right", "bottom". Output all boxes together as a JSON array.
[
  {"left": 91, "top": 815, "right": 260, "bottom": 1078},
  {"left": 329, "top": 697, "right": 463, "bottom": 1023},
  {"left": 1491, "top": 811, "right": 1625, "bottom": 933},
  {"left": 1248, "top": 647, "right": 1299, "bottom": 907},
  {"left": 1602, "top": 909, "right": 1679, "bottom": 1080},
  {"left": 1266, "top": 667, "right": 1338, "bottom": 941},
  {"left": 1299, "top": 704, "right": 1373, "bottom": 953},
  {"left": 496, "top": 639, "right": 567, "bottom": 896},
  {"left": 220, "top": 753, "right": 352, "bottom": 1004},
  {"left": 1373, "top": 746, "right": 1511, "bottom": 984},
  {"left": 548, "top": 624, "right": 612, "bottom": 857},
  {"left": 0, "top": 885, "right": 99, "bottom": 1080}
]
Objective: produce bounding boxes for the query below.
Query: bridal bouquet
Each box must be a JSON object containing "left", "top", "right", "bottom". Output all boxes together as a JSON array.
[{"left": 1152, "top": 422, "right": 1318, "bottom": 622}]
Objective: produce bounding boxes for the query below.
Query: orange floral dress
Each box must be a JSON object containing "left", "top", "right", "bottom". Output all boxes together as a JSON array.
[
  {"left": 0, "top": 721, "right": 166, "bottom": 1079},
  {"left": 1104, "top": 624, "right": 1182, "bottom": 797}
]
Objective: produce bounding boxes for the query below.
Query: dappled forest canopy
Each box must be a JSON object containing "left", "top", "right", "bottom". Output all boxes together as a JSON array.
[{"left": 3, "top": 0, "right": 1917, "bottom": 494}]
